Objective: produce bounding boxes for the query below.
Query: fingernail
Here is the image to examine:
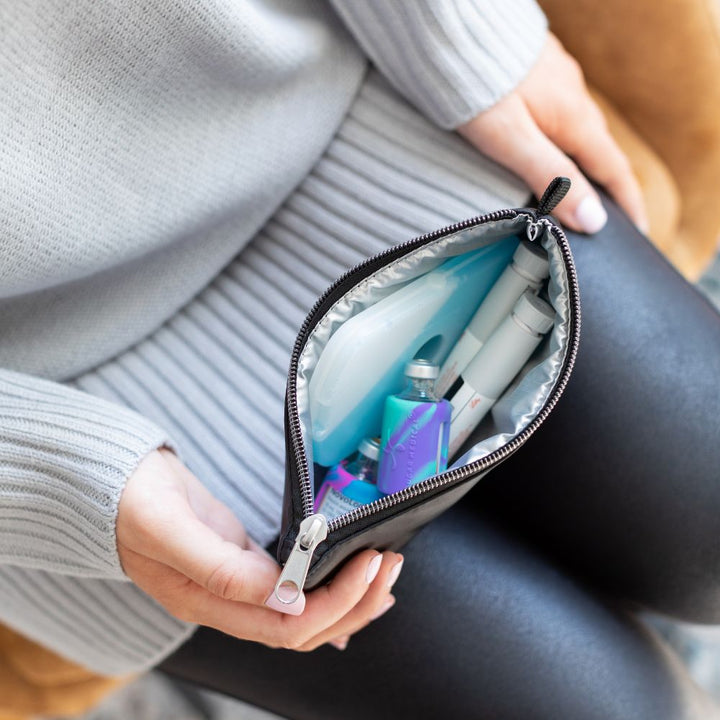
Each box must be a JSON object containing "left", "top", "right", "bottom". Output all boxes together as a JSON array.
[
  {"left": 329, "top": 635, "right": 350, "bottom": 651},
  {"left": 574, "top": 196, "right": 608, "bottom": 234},
  {"left": 387, "top": 558, "right": 404, "bottom": 589},
  {"left": 366, "top": 554, "right": 382, "bottom": 584},
  {"left": 264, "top": 590, "right": 306, "bottom": 616},
  {"left": 636, "top": 218, "right": 650, "bottom": 235},
  {"left": 371, "top": 596, "right": 396, "bottom": 621}
]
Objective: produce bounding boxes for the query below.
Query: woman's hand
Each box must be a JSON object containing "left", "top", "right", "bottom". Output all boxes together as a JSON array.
[
  {"left": 458, "top": 33, "right": 648, "bottom": 235},
  {"left": 117, "top": 448, "right": 401, "bottom": 651}
]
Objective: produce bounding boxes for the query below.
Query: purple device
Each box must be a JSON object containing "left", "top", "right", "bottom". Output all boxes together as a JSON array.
[{"left": 377, "top": 360, "right": 451, "bottom": 494}]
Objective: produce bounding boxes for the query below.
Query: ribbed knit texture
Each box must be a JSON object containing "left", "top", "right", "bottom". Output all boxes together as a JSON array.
[
  {"left": 0, "top": 0, "right": 546, "bottom": 381},
  {"left": 0, "top": 371, "right": 174, "bottom": 577},
  {"left": 0, "top": 0, "right": 366, "bottom": 380},
  {"left": 0, "top": 568, "right": 193, "bottom": 673},
  {"left": 0, "top": 0, "right": 544, "bottom": 676},
  {"left": 0, "top": 371, "right": 195, "bottom": 674},
  {"left": 331, "top": 0, "right": 548, "bottom": 128}
]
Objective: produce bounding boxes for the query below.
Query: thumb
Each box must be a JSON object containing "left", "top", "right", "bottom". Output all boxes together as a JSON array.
[
  {"left": 120, "top": 453, "right": 281, "bottom": 605},
  {"left": 153, "top": 507, "right": 281, "bottom": 605},
  {"left": 169, "top": 510, "right": 280, "bottom": 605},
  {"left": 458, "top": 95, "right": 607, "bottom": 234}
]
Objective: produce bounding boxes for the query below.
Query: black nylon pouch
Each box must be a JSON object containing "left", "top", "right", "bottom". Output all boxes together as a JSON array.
[{"left": 274, "top": 178, "right": 581, "bottom": 600}]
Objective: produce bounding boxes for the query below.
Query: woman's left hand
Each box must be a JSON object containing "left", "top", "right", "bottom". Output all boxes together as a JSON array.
[
  {"left": 117, "top": 449, "right": 401, "bottom": 653},
  {"left": 458, "top": 32, "right": 648, "bottom": 235}
]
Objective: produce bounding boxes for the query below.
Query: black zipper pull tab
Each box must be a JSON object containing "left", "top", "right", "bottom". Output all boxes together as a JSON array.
[{"left": 536, "top": 177, "right": 572, "bottom": 217}]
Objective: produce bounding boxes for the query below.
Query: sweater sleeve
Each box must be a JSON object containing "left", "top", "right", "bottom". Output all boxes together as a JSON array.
[
  {"left": 329, "top": 0, "right": 548, "bottom": 129},
  {"left": 0, "top": 368, "right": 176, "bottom": 580}
]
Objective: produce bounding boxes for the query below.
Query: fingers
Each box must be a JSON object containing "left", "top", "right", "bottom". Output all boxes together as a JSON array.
[
  {"left": 119, "top": 450, "right": 281, "bottom": 606},
  {"left": 156, "top": 514, "right": 281, "bottom": 605},
  {"left": 458, "top": 71, "right": 648, "bottom": 235},
  {"left": 520, "top": 32, "right": 647, "bottom": 233},
  {"left": 323, "top": 565, "right": 400, "bottom": 651},
  {"left": 327, "top": 595, "right": 396, "bottom": 651},
  {"left": 287, "top": 550, "right": 390, "bottom": 631},
  {"left": 458, "top": 95, "right": 608, "bottom": 234},
  {"left": 202, "top": 551, "right": 401, "bottom": 652},
  {"left": 185, "top": 549, "right": 395, "bottom": 650},
  {"left": 184, "top": 478, "right": 252, "bottom": 547},
  {"left": 559, "top": 105, "right": 649, "bottom": 233},
  {"left": 295, "top": 552, "right": 404, "bottom": 652},
  {"left": 126, "top": 545, "right": 398, "bottom": 655},
  {"left": 247, "top": 536, "right": 279, "bottom": 563},
  {"left": 124, "top": 502, "right": 279, "bottom": 607}
]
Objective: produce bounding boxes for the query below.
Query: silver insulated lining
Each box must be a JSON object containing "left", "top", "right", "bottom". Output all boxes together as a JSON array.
[{"left": 295, "top": 215, "right": 571, "bottom": 493}]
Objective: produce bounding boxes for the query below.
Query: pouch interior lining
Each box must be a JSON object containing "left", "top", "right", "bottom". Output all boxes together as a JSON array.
[{"left": 295, "top": 215, "right": 571, "bottom": 494}]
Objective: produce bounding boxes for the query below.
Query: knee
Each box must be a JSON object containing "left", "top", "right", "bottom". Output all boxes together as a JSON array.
[{"left": 389, "top": 511, "right": 716, "bottom": 719}]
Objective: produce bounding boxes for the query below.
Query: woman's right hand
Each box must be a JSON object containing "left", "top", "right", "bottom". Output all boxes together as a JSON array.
[{"left": 117, "top": 448, "right": 402, "bottom": 651}]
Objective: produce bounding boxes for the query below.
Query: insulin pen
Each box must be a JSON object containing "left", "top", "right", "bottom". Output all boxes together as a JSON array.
[
  {"left": 436, "top": 239, "right": 549, "bottom": 397},
  {"left": 447, "top": 291, "right": 555, "bottom": 457}
]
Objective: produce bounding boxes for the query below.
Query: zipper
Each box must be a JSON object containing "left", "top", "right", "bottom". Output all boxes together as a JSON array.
[
  {"left": 536, "top": 176, "right": 572, "bottom": 217},
  {"left": 282, "top": 206, "right": 581, "bottom": 573},
  {"left": 274, "top": 514, "right": 328, "bottom": 605}
]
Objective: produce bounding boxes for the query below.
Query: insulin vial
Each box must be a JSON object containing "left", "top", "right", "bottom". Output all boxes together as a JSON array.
[
  {"left": 315, "top": 438, "right": 384, "bottom": 520},
  {"left": 447, "top": 291, "right": 555, "bottom": 458},
  {"left": 377, "top": 360, "right": 452, "bottom": 495},
  {"left": 436, "top": 240, "right": 550, "bottom": 397}
]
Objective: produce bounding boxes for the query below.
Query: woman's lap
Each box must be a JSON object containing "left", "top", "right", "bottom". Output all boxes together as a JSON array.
[
  {"left": 161, "top": 506, "right": 717, "bottom": 719},
  {"left": 476, "top": 197, "right": 720, "bottom": 622},
  {"left": 159, "top": 203, "right": 720, "bottom": 717}
]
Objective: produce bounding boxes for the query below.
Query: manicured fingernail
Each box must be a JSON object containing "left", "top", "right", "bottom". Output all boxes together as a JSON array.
[
  {"left": 329, "top": 635, "right": 350, "bottom": 651},
  {"left": 265, "top": 589, "right": 306, "bottom": 616},
  {"left": 387, "top": 558, "right": 404, "bottom": 589},
  {"left": 366, "top": 554, "right": 382, "bottom": 584},
  {"left": 371, "top": 596, "right": 396, "bottom": 621},
  {"left": 574, "top": 196, "right": 607, "bottom": 234},
  {"left": 636, "top": 218, "right": 650, "bottom": 235}
]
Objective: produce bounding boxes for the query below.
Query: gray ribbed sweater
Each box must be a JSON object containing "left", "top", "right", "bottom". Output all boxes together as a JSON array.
[{"left": 0, "top": 0, "right": 544, "bottom": 674}]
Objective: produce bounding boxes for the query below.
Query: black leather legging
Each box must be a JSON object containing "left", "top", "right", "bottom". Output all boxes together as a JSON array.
[{"left": 161, "top": 196, "right": 720, "bottom": 719}]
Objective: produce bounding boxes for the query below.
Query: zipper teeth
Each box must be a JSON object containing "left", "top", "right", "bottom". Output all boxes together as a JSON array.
[{"left": 286, "top": 210, "right": 581, "bottom": 533}]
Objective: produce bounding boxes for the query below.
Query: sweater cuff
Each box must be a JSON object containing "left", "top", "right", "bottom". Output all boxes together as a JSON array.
[
  {"left": 0, "top": 369, "right": 177, "bottom": 580},
  {"left": 0, "top": 566, "right": 196, "bottom": 676},
  {"left": 330, "top": 0, "right": 548, "bottom": 129}
]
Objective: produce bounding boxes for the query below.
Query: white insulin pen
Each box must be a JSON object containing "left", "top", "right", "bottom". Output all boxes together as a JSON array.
[
  {"left": 447, "top": 291, "right": 555, "bottom": 457},
  {"left": 435, "top": 239, "right": 549, "bottom": 397}
]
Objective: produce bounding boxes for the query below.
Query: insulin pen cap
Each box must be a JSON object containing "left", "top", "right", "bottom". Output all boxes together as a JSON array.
[
  {"left": 463, "top": 292, "right": 555, "bottom": 397},
  {"left": 358, "top": 437, "right": 381, "bottom": 461},
  {"left": 404, "top": 358, "right": 439, "bottom": 379},
  {"left": 513, "top": 240, "right": 550, "bottom": 284},
  {"left": 512, "top": 291, "right": 555, "bottom": 336}
]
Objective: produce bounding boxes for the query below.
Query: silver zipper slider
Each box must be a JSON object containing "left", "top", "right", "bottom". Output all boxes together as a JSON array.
[
  {"left": 525, "top": 216, "right": 553, "bottom": 243},
  {"left": 526, "top": 219, "right": 541, "bottom": 242},
  {"left": 273, "top": 513, "right": 328, "bottom": 605}
]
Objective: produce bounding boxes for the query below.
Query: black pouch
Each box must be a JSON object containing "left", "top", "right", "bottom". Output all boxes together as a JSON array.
[{"left": 273, "top": 178, "right": 580, "bottom": 603}]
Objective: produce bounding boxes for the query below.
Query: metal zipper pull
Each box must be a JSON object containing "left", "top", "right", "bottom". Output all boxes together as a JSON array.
[
  {"left": 273, "top": 514, "right": 328, "bottom": 605},
  {"left": 525, "top": 216, "right": 552, "bottom": 243}
]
